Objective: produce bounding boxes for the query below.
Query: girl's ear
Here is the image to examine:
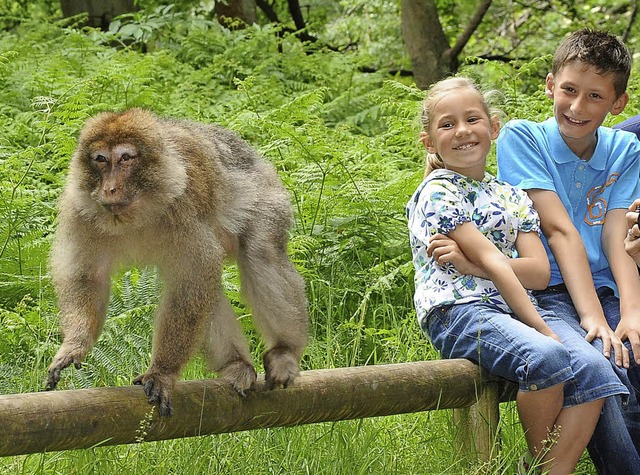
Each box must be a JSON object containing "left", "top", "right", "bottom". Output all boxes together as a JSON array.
[
  {"left": 420, "top": 131, "right": 437, "bottom": 153},
  {"left": 490, "top": 115, "right": 501, "bottom": 140}
]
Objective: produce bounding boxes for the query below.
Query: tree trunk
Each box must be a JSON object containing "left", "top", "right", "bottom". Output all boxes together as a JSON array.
[
  {"left": 401, "top": 0, "right": 451, "bottom": 89},
  {"left": 215, "top": 0, "right": 257, "bottom": 27},
  {"left": 60, "top": 0, "right": 135, "bottom": 30}
]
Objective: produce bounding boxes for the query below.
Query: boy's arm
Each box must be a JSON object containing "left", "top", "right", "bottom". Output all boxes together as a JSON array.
[
  {"left": 448, "top": 222, "right": 558, "bottom": 340},
  {"left": 529, "top": 189, "right": 629, "bottom": 366},
  {"left": 427, "top": 231, "right": 550, "bottom": 290},
  {"left": 603, "top": 208, "right": 640, "bottom": 363}
]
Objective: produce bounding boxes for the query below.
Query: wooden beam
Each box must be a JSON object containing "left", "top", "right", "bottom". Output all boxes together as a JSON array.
[{"left": 0, "top": 359, "right": 502, "bottom": 457}]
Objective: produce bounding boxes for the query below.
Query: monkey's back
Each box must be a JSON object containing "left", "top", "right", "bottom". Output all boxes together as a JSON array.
[{"left": 159, "top": 118, "right": 294, "bottom": 240}]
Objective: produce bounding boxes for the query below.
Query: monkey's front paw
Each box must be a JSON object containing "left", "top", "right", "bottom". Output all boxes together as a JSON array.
[
  {"left": 219, "top": 360, "right": 257, "bottom": 397},
  {"left": 263, "top": 347, "right": 300, "bottom": 390},
  {"left": 45, "top": 346, "right": 86, "bottom": 391},
  {"left": 133, "top": 372, "right": 176, "bottom": 416}
]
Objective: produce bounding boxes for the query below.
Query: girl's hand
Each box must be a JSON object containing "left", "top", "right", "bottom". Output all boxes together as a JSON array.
[
  {"left": 537, "top": 326, "right": 562, "bottom": 344},
  {"left": 427, "top": 233, "right": 484, "bottom": 276}
]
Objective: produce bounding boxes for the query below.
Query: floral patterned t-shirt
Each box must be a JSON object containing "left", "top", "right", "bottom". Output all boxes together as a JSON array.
[{"left": 406, "top": 169, "right": 540, "bottom": 324}]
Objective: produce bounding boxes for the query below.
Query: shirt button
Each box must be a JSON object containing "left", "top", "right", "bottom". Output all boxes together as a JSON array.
[
  {"left": 576, "top": 182, "right": 582, "bottom": 188},
  {"left": 529, "top": 384, "right": 538, "bottom": 391}
]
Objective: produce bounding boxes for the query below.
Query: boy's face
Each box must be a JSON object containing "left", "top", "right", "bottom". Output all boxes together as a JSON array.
[{"left": 545, "top": 61, "right": 628, "bottom": 158}]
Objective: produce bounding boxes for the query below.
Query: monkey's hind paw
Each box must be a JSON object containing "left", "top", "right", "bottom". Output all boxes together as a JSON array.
[
  {"left": 133, "top": 373, "right": 175, "bottom": 417},
  {"left": 263, "top": 347, "right": 300, "bottom": 390},
  {"left": 219, "top": 360, "right": 257, "bottom": 397},
  {"left": 44, "top": 369, "right": 60, "bottom": 391}
]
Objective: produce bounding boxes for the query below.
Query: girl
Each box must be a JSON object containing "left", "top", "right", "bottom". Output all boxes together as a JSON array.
[{"left": 406, "top": 77, "right": 628, "bottom": 474}]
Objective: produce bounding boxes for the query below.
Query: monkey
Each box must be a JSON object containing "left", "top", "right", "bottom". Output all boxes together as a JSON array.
[{"left": 45, "top": 108, "right": 309, "bottom": 416}]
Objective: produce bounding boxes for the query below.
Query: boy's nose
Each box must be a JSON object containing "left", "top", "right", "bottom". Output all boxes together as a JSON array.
[{"left": 570, "top": 96, "right": 586, "bottom": 114}]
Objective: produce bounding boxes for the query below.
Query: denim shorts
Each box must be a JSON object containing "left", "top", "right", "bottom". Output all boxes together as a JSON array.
[
  {"left": 534, "top": 285, "right": 640, "bottom": 394},
  {"left": 422, "top": 301, "right": 629, "bottom": 407}
]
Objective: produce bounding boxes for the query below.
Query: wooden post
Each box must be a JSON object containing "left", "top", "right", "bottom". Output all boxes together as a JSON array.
[
  {"left": 452, "top": 380, "right": 501, "bottom": 463},
  {"left": 0, "top": 360, "right": 504, "bottom": 457}
]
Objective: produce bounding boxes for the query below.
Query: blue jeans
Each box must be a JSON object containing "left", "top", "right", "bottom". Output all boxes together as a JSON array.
[
  {"left": 534, "top": 287, "right": 640, "bottom": 475},
  {"left": 423, "top": 301, "right": 628, "bottom": 406}
]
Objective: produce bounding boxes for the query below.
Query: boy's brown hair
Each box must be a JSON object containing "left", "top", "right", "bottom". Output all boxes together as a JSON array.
[{"left": 551, "top": 28, "right": 631, "bottom": 97}]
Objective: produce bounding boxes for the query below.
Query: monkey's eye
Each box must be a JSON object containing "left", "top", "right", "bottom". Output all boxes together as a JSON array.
[
  {"left": 94, "top": 154, "right": 108, "bottom": 163},
  {"left": 121, "top": 153, "right": 133, "bottom": 162}
]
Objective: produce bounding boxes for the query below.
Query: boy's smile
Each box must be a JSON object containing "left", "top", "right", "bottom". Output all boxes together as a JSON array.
[{"left": 546, "top": 62, "right": 627, "bottom": 160}]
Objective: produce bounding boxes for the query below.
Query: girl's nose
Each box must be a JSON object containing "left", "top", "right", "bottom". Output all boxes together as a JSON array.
[{"left": 455, "top": 125, "right": 470, "bottom": 137}]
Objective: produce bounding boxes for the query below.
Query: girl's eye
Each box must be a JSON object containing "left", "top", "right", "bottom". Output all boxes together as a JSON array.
[{"left": 468, "top": 117, "right": 479, "bottom": 123}]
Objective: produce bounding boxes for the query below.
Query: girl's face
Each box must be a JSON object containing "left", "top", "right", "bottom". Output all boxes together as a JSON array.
[{"left": 421, "top": 88, "right": 499, "bottom": 180}]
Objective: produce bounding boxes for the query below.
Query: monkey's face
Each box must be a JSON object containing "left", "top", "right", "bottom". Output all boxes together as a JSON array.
[
  {"left": 68, "top": 109, "right": 188, "bottom": 231},
  {"left": 85, "top": 141, "right": 142, "bottom": 217}
]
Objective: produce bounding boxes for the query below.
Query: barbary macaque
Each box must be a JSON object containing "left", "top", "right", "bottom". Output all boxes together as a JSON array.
[{"left": 46, "top": 108, "right": 309, "bottom": 416}]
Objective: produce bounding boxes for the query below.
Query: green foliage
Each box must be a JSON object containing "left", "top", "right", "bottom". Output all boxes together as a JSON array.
[{"left": 0, "top": 2, "right": 628, "bottom": 473}]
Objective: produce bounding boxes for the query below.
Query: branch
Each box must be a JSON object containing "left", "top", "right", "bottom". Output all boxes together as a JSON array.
[
  {"left": 256, "top": 0, "right": 317, "bottom": 43},
  {"left": 256, "top": 0, "right": 280, "bottom": 23},
  {"left": 444, "top": 0, "right": 494, "bottom": 67},
  {"left": 287, "top": 0, "right": 316, "bottom": 43},
  {"left": 623, "top": 0, "right": 639, "bottom": 43}
]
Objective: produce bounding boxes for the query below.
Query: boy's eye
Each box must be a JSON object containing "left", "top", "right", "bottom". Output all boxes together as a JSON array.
[
  {"left": 590, "top": 93, "right": 603, "bottom": 99},
  {"left": 468, "top": 117, "right": 480, "bottom": 123},
  {"left": 439, "top": 122, "right": 453, "bottom": 129}
]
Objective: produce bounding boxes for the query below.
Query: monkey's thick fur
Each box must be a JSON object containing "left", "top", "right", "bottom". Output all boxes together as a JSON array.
[{"left": 46, "top": 108, "right": 309, "bottom": 416}]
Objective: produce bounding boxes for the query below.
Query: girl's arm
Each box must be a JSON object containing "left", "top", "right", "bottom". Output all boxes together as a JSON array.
[
  {"left": 529, "top": 189, "right": 628, "bottom": 367},
  {"left": 602, "top": 208, "right": 640, "bottom": 363},
  {"left": 448, "top": 221, "right": 558, "bottom": 340},
  {"left": 428, "top": 230, "right": 550, "bottom": 290}
]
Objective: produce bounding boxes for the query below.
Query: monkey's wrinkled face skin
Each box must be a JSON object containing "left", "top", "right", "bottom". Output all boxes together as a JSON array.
[{"left": 87, "top": 142, "right": 140, "bottom": 216}]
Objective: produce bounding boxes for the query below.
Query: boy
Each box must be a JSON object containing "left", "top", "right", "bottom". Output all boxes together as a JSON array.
[{"left": 497, "top": 29, "right": 640, "bottom": 474}]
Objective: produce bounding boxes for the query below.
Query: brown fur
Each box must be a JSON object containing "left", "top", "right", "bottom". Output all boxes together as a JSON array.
[{"left": 46, "top": 108, "right": 309, "bottom": 416}]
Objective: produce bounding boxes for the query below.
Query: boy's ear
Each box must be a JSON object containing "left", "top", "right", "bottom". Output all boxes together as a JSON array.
[
  {"left": 611, "top": 92, "right": 629, "bottom": 116},
  {"left": 420, "top": 131, "right": 437, "bottom": 153},
  {"left": 490, "top": 115, "right": 501, "bottom": 140},
  {"left": 545, "top": 73, "right": 555, "bottom": 98}
]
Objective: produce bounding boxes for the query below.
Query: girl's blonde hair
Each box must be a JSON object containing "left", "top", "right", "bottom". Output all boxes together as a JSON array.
[{"left": 421, "top": 76, "right": 499, "bottom": 177}]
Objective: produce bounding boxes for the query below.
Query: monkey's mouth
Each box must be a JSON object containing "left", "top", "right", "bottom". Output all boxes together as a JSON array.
[{"left": 102, "top": 203, "right": 131, "bottom": 215}]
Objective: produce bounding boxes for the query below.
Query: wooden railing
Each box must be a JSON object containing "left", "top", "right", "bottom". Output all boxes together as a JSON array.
[{"left": 0, "top": 359, "right": 515, "bottom": 460}]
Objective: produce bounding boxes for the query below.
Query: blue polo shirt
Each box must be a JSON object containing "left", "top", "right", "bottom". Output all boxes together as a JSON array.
[{"left": 497, "top": 118, "right": 640, "bottom": 294}]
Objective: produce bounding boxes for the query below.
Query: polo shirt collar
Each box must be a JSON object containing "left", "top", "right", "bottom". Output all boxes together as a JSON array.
[{"left": 543, "top": 118, "right": 607, "bottom": 170}]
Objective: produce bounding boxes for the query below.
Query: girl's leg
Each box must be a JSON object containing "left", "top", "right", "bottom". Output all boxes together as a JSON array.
[
  {"left": 544, "top": 399, "right": 604, "bottom": 474},
  {"left": 518, "top": 386, "right": 602, "bottom": 475},
  {"left": 516, "top": 383, "right": 563, "bottom": 459}
]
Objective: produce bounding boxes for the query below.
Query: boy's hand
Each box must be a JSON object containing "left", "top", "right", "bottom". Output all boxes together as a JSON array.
[
  {"left": 581, "top": 315, "right": 630, "bottom": 368},
  {"left": 614, "top": 318, "right": 640, "bottom": 365},
  {"left": 427, "top": 233, "right": 484, "bottom": 276}
]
